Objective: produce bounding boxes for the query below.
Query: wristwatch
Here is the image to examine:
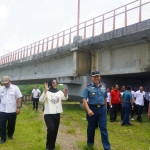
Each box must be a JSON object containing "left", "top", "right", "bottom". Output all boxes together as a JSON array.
[
  {"left": 17, "top": 106, "right": 21, "bottom": 109},
  {"left": 132, "top": 106, "right": 134, "bottom": 107}
]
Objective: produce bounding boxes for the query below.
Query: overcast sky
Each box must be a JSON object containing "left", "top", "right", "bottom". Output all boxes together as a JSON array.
[{"left": 0, "top": 0, "right": 148, "bottom": 56}]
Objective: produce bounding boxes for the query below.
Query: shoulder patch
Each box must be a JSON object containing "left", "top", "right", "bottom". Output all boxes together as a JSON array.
[{"left": 86, "top": 83, "right": 92, "bottom": 87}]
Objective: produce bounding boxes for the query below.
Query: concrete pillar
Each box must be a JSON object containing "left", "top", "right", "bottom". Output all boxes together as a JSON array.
[{"left": 91, "top": 50, "right": 99, "bottom": 71}]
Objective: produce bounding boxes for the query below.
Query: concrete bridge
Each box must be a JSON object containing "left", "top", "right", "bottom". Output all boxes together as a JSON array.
[{"left": 0, "top": 0, "right": 150, "bottom": 100}]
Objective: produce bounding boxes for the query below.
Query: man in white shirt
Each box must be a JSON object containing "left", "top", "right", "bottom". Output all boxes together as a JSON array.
[
  {"left": 31, "top": 85, "right": 41, "bottom": 111},
  {"left": 0, "top": 76, "right": 22, "bottom": 144},
  {"left": 134, "top": 86, "right": 145, "bottom": 122}
]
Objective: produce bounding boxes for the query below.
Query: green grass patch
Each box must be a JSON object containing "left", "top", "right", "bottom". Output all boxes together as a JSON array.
[{"left": 0, "top": 103, "right": 150, "bottom": 150}]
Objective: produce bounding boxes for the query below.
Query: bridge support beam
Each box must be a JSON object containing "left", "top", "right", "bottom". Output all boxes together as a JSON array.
[{"left": 72, "top": 48, "right": 91, "bottom": 76}]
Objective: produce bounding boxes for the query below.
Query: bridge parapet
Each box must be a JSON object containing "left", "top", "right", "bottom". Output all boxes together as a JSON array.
[{"left": 0, "top": 0, "right": 150, "bottom": 66}]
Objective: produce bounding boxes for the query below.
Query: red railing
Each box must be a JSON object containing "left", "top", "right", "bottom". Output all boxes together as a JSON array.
[{"left": 0, "top": 0, "right": 150, "bottom": 65}]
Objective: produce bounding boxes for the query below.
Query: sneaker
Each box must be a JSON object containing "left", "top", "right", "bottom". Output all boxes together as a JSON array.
[
  {"left": 8, "top": 136, "right": 13, "bottom": 140},
  {"left": 127, "top": 123, "right": 133, "bottom": 126},
  {"left": 130, "top": 118, "right": 134, "bottom": 120},
  {"left": 121, "top": 123, "right": 126, "bottom": 126}
]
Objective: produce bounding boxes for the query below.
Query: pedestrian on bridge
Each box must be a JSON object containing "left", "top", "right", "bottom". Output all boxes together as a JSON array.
[
  {"left": 81, "top": 71, "right": 111, "bottom": 150},
  {"left": 0, "top": 76, "right": 22, "bottom": 144},
  {"left": 39, "top": 78, "right": 68, "bottom": 150}
]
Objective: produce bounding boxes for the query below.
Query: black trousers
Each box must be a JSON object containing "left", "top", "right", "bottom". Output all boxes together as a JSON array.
[
  {"left": 33, "top": 98, "right": 39, "bottom": 110},
  {"left": 131, "top": 103, "right": 135, "bottom": 118},
  {"left": 107, "top": 102, "right": 110, "bottom": 114},
  {"left": 0, "top": 112, "right": 17, "bottom": 141},
  {"left": 144, "top": 99, "right": 149, "bottom": 112},
  {"left": 136, "top": 104, "right": 143, "bottom": 121},
  {"left": 110, "top": 104, "right": 119, "bottom": 121},
  {"left": 44, "top": 114, "right": 60, "bottom": 150},
  {"left": 120, "top": 104, "right": 124, "bottom": 121}
]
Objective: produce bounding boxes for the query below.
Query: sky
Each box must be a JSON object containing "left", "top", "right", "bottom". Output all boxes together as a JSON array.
[{"left": 0, "top": 0, "right": 149, "bottom": 56}]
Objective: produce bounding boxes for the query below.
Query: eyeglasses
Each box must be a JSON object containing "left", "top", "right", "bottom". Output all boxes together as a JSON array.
[{"left": 52, "top": 82, "right": 57, "bottom": 84}]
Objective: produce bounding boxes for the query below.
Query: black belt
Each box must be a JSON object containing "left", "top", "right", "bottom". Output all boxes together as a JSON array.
[{"left": 88, "top": 104, "right": 104, "bottom": 108}]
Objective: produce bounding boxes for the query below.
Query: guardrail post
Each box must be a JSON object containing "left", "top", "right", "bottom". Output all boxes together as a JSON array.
[
  {"left": 69, "top": 28, "right": 71, "bottom": 44},
  {"left": 26, "top": 46, "right": 28, "bottom": 57},
  {"left": 92, "top": 19, "right": 95, "bottom": 37},
  {"left": 57, "top": 33, "right": 59, "bottom": 48},
  {"left": 125, "top": 5, "right": 127, "bottom": 27},
  {"left": 84, "top": 22, "right": 86, "bottom": 39},
  {"left": 62, "top": 31, "right": 65, "bottom": 46},
  {"left": 51, "top": 35, "right": 54, "bottom": 49},
  {"left": 113, "top": 10, "right": 116, "bottom": 30},
  {"left": 42, "top": 39, "right": 44, "bottom": 52},
  {"left": 34, "top": 43, "right": 36, "bottom": 54},
  {"left": 139, "top": 0, "right": 142, "bottom": 22},
  {"left": 46, "top": 37, "right": 49, "bottom": 50},
  {"left": 102, "top": 14, "right": 104, "bottom": 34},
  {"left": 37, "top": 41, "right": 40, "bottom": 53}
]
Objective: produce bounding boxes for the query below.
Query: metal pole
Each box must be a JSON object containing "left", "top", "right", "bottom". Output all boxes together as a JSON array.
[{"left": 77, "top": 0, "right": 80, "bottom": 36}]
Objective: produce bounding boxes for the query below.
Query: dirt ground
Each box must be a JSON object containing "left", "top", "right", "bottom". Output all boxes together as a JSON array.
[
  {"left": 37, "top": 103, "right": 86, "bottom": 150},
  {"left": 57, "top": 124, "right": 86, "bottom": 150}
]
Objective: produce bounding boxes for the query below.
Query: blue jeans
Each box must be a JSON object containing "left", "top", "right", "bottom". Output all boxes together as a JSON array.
[
  {"left": 87, "top": 105, "right": 111, "bottom": 150},
  {"left": 122, "top": 103, "right": 131, "bottom": 125}
]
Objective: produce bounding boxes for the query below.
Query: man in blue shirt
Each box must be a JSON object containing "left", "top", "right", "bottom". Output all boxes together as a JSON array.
[
  {"left": 81, "top": 71, "right": 111, "bottom": 150},
  {"left": 121, "top": 86, "right": 134, "bottom": 126}
]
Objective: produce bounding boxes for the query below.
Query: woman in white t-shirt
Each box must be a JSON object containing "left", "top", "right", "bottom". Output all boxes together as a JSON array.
[{"left": 39, "top": 78, "right": 68, "bottom": 150}]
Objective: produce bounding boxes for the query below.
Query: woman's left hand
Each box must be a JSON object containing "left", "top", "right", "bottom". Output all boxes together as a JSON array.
[{"left": 63, "top": 89, "right": 68, "bottom": 97}]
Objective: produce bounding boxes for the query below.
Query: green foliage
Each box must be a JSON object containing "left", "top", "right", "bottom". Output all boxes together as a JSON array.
[{"left": 18, "top": 84, "right": 64, "bottom": 95}]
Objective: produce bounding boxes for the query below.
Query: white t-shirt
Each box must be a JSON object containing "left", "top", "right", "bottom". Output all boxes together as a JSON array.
[
  {"left": 106, "top": 92, "right": 110, "bottom": 102},
  {"left": 39, "top": 90, "right": 68, "bottom": 114},
  {"left": 145, "top": 92, "right": 150, "bottom": 100},
  {"left": 32, "top": 89, "right": 41, "bottom": 98},
  {"left": 131, "top": 90, "right": 135, "bottom": 102},
  {"left": 0, "top": 84, "right": 22, "bottom": 113},
  {"left": 134, "top": 90, "right": 145, "bottom": 106}
]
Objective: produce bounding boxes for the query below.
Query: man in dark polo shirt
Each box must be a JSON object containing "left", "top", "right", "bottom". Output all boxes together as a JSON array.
[
  {"left": 81, "top": 71, "right": 111, "bottom": 150},
  {"left": 109, "top": 84, "right": 120, "bottom": 122},
  {"left": 121, "top": 86, "right": 134, "bottom": 126}
]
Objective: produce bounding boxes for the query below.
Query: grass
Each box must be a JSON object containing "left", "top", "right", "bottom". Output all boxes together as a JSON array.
[{"left": 0, "top": 102, "right": 149, "bottom": 150}]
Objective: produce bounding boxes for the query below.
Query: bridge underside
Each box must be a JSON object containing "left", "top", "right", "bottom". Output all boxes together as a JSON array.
[{"left": 1, "top": 19, "right": 150, "bottom": 101}]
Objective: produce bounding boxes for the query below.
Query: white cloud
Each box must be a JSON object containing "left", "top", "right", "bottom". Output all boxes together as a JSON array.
[
  {"left": 0, "top": 4, "right": 8, "bottom": 18},
  {"left": 84, "top": 11, "right": 98, "bottom": 21},
  {"left": 0, "top": 4, "right": 9, "bottom": 29}
]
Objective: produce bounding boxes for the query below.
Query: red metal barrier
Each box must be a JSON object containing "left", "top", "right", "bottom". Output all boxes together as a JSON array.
[{"left": 0, "top": 0, "right": 150, "bottom": 65}]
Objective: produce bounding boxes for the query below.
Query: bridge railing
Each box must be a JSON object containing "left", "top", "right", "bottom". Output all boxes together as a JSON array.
[{"left": 0, "top": 0, "right": 150, "bottom": 65}]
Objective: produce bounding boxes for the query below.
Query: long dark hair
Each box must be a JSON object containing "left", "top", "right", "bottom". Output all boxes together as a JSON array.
[{"left": 48, "top": 78, "right": 59, "bottom": 93}]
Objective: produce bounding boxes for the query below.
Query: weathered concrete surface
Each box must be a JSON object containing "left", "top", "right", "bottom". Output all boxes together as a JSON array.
[{"left": 0, "top": 44, "right": 91, "bottom": 84}]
